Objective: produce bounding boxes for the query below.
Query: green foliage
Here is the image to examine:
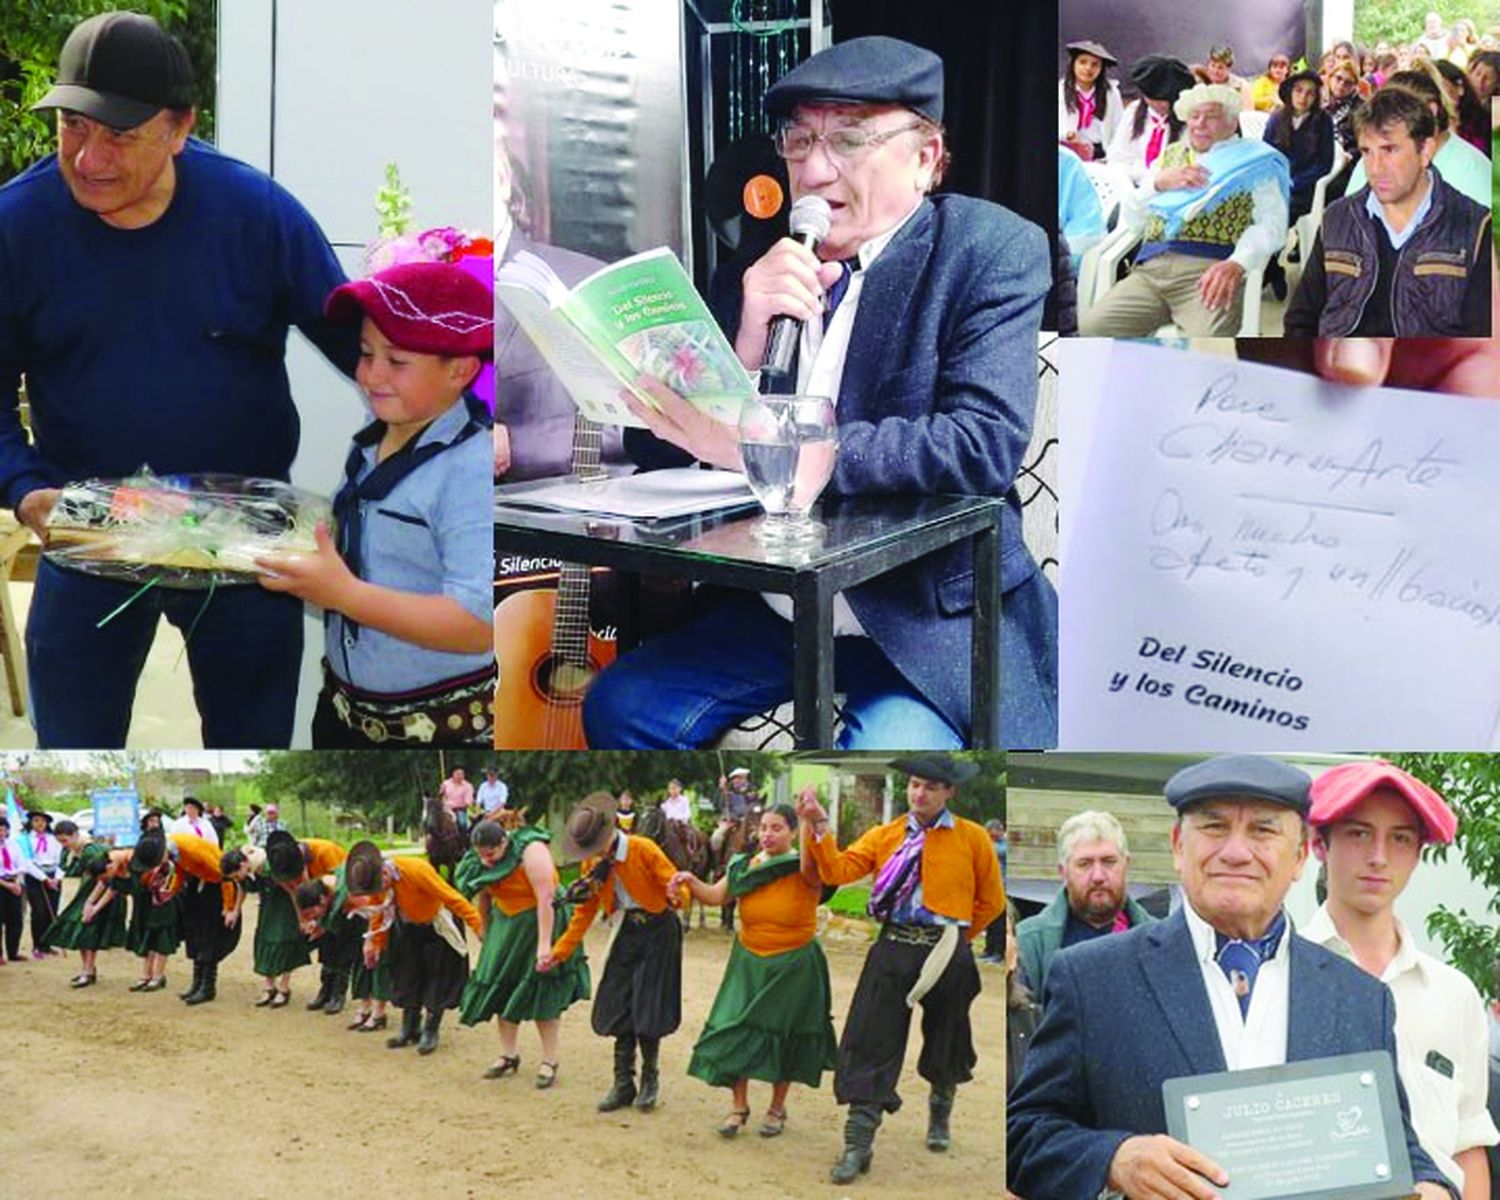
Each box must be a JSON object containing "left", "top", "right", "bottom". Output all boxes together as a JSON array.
[
  {"left": 1386, "top": 752, "right": 1500, "bottom": 999},
  {"left": 1354, "top": 0, "right": 1500, "bottom": 49},
  {"left": 0, "top": 1, "right": 216, "bottom": 183},
  {"left": 375, "top": 162, "right": 412, "bottom": 237}
]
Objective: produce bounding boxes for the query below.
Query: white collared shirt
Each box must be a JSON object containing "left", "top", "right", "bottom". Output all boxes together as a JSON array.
[
  {"left": 760, "top": 199, "right": 927, "bottom": 637},
  {"left": 23, "top": 830, "right": 62, "bottom": 880},
  {"left": 661, "top": 793, "right": 693, "bottom": 823},
  {"left": 1364, "top": 168, "right": 1435, "bottom": 251},
  {"left": 0, "top": 836, "right": 24, "bottom": 879},
  {"left": 611, "top": 833, "right": 640, "bottom": 911},
  {"left": 476, "top": 780, "right": 509, "bottom": 812},
  {"left": 1182, "top": 899, "right": 1291, "bottom": 1071},
  {"left": 169, "top": 814, "right": 219, "bottom": 846},
  {"left": 1304, "top": 904, "right": 1499, "bottom": 1189}
]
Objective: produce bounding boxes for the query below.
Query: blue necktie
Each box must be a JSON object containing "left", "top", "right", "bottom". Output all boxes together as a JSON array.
[
  {"left": 1214, "top": 911, "right": 1287, "bottom": 1018},
  {"left": 822, "top": 259, "right": 858, "bottom": 331}
]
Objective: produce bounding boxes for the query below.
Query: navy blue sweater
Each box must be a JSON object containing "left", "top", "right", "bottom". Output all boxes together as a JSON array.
[{"left": 0, "top": 138, "right": 359, "bottom": 510}]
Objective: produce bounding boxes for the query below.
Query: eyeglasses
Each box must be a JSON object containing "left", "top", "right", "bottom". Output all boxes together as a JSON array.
[{"left": 774, "top": 121, "right": 924, "bottom": 162}]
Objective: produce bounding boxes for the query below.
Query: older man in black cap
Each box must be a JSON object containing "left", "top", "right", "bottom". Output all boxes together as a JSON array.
[
  {"left": 1008, "top": 754, "right": 1458, "bottom": 1200},
  {"left": 0, "top": 10, "right": 357, "bottom": 749},
  {"left": 584, "top": 35, "right": 1055, "bottom": 752},
  {"left": 796, "top": 752, "right": 1004, "bottom": 1183}
]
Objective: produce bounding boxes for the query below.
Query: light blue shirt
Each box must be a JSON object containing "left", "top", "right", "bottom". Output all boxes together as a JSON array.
[
  {"left": 1364, "top": 168, "right": 1435, "bottom": 251},
  {"left": 327, "top": 397, "right": 494, "bottom": 693}
]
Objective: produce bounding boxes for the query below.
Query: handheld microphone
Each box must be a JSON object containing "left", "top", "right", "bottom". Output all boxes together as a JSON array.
[{"left": 760, "top": 195, "right": 832, "bottom": 387}]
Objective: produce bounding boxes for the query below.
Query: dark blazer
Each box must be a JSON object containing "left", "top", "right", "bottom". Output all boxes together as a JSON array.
[
  {"left": 627, "top": 193, "right": 1054, "bottom": 744},
  {"left": 494, "top": 231, "right": 626, "bottom": 480},
  {"left": 1007, "top": 906, "right": 1454, "bottom": 1199}
]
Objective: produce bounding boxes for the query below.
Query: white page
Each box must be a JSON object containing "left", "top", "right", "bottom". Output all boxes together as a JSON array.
[
  {"left": 497, "top": 467, "right": 755, "bottom": 519},
  {"left": 1061, "top": 341, "right": 1500, "bottom": 750}
]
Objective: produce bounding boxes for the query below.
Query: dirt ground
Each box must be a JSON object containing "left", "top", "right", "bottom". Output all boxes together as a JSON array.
[{"left": 4, "top": 888, "right": 1004, "bottom": 1198}]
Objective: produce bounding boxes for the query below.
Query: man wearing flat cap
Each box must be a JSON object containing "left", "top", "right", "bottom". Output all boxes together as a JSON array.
[
  {"left": 1080, "top": 82, "right": 1290, "bottom": 337},
  {"left": 1305, "top": 760, "right": 1498, "bottom": 1196},
  {"left": 0, "top": 11, "right": 359, "bottom": 748},
  {"left": 542, "top": 792, "right": 688, "bottom": 1115},
  {"left": 585, "top": 34, "right": 1055, "bottom": 752},
  {"left": 1008, "top": 753, "right": 1458, "bottom": 1200},
  {"left": 796, "top": 752, "right": 1004, "bottom": 1183}
]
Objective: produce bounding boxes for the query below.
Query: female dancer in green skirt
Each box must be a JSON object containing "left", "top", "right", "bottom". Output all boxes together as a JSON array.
[
  {"left": 672, "top": 802, "right": 838, "bottom": 1138},
  {"left": 44, "top": 839, "right": 130, "bottom": 985},
  {"left": 457, "top": 818, "right": 590, "bottom": 1088},
  {"left": 222, "top": 842, "right": 312, "bottom": 1008},
  {"left": 121, "top": 838, "right": 181, "bottom": 992}
]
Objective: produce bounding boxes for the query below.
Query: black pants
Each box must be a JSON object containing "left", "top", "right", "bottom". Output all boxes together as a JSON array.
[
  {"left": 24, "top": 877, "right": 61, "bottom": 951},
  {"left": 591, "top": 910, "right": 683, "bottom": 1040},
  {"left": 181, "top": 879, "right": 240, "bottom": 964},
  {"left": 0, "top": 885, "right": 23, "bottom": 959},
  {"left": 835, "top": 932, "right": 981, "bottom": 1113},
  {"left": 387, "top": 919, "right": 468, "bottom": 1011}
]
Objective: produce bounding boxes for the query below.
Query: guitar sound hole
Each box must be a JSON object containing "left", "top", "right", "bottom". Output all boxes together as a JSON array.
[{"left": 534, "top": 656, "right": 596, "bottom": 703}]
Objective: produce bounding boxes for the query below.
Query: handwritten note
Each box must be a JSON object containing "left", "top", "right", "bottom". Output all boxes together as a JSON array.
[{"left": 1060, "top": 341, "right": 1500, "bottom": 749}]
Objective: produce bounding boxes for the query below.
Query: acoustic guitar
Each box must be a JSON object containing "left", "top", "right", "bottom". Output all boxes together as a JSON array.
[{"left": 493, "top": 416, "right": 616, "bottom": 748}]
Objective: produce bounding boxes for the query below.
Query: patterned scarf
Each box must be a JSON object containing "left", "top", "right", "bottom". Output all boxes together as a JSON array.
[{"left": 868, "top": 823, "right": 928, "bottom": 922}]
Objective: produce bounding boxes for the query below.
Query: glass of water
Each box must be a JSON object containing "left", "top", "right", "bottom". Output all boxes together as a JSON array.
[{"left": 737, "top": 394, "right": 838, "bottom": 543}]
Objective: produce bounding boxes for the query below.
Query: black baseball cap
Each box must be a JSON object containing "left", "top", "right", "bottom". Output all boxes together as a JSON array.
[{"left": 32, "top": 12, "right": 195, "bottom": 131}]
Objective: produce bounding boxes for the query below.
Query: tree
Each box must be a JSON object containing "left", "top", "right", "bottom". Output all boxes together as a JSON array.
[
  {"left": 1354, "top": 0, "right": 1500, "bottom": 50},
  {"left": 0, "top": 1, "right": 217, "bottom": 182},
  {"left": 1387, "top": 753, "right": 1500, "bottom": 1000}
]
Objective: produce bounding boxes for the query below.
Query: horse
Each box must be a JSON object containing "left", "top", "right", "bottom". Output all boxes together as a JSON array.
[
  {"left": 422, "top": 794, "right": 469, "bottom": 884},
  {"left": 707, "top": 805, "right": 762, "bottom": 932},
  {"left": 636, "top": 805, "right": 712, "bottom": 929}
]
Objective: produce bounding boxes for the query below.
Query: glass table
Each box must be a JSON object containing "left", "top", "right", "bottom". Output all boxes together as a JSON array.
[{"left": 494, "top": 486, "right": 1002, "bottom": 748}]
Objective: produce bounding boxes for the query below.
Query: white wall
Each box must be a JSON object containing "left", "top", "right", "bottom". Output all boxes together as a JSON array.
[{"left": 217, "top": 0, "right": 493, "bottom": 743}]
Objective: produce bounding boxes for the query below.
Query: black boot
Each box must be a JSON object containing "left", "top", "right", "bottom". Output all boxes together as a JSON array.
[
  {"left": 179, "top": 960, "right": 204, "bottom": 1002},
  {"left": 926, "top": 1085, "right": 956, "bottom": 1151},
  {"left": 387, "top": 1007, "right": 422, "bottom": 1049},
  {"left": 323, "top": 969, "right": 349, "bottom": 1016},
  {"left": 417, "top": 1008, "right": 444, "bottom": 1055},
  {"left": 306, "top": 968, "right": 335, "bottom": 1011},
  {"left": 634, "top": 1037, "right": 660, "bottom": 1111},
  {"left": 184, "top": 961, "right": 217, "bottom": 1006},
  {"left": 830, "top": 1104, "right": 881, "bottom": 1184},
  {"left": 597, "top": 1036, "right": 637, "bottom": 1111}
]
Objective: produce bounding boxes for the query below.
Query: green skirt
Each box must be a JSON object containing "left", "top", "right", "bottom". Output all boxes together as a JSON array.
[
  {"left": 351, "top": 952, "right": 391, "bottom": 1002},
  {"left": 687, "top": 937, "right": 838, "bottom": 1089},
  {"left": 458, "top": 905, "right": 591, "bottom": 1027},
  {"left": 44, "top": 878, "right": 128, "bottom": 951},
  {"left": 127, "top": 886, "right": 182, "bottom": 958},
  {"left": 253, "top": 883, "right": 312, "bottom": 977}
]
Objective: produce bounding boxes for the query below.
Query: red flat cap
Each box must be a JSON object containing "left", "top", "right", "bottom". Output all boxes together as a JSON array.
[
  {"left": 1308, "top": 759, "right": 1457, "bottom": 844},
  {"left": 326, "top": 261, "right": 493, "bottom": 358}
]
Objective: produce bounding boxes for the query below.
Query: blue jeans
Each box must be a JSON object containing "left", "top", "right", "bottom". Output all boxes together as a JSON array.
[
  {"left": 26, "top": 559, "right": 303, "bottom": 748},
  {"left": 582, "top": 592, "right": 963, "bottom": 749}
]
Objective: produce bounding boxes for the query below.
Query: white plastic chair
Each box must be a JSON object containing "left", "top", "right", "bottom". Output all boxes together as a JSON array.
[
  {"left": 1290, "top": 143, "right": 1350, "bottom": 263},
  {"left": 1238, "top": 109, "right": 1270, "bottom": 140},
  {"left": 1076, "top": 163, "right": 1130, "bottom": 311}
]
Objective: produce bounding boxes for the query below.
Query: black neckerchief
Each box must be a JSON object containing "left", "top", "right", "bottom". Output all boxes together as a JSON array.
[{"left": 331, "top": 391, "right": 489, "bottom": 639}]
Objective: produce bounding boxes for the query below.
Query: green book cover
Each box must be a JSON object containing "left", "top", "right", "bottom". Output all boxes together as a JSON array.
[{"left": 496, "top": 246, "right": 755, "bottom": 429}]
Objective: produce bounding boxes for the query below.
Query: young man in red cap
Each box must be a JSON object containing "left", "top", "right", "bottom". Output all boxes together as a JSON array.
[
  {"left": 1306, "top": 759, "right": 1498, "bottom": 1197},
  {"left": 257, "top": 260, "right": 495, "bottom": 747}
]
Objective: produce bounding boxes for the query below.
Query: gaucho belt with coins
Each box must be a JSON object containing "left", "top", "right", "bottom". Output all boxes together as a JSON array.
[{"left": 323, "top": 662, "right": 495, "bottom": 745}]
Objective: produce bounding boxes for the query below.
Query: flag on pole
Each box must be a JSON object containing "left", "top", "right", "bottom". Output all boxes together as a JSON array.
[{"left": 4, "top": 786, "right": 32, "bottom": 860}]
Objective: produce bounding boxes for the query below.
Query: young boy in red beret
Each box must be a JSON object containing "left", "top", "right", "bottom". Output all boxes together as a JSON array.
[{"left": 258, "top": 261, "right": 495, "bottom": 746}]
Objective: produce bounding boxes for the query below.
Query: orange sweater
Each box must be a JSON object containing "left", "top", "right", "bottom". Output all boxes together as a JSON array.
[
  {"left": 737, "top": 867, "right": 821, "bottom": 957},
  {"left": 484, "top": 855, "right": 559, "bottom": 917},
  {"left": 551, "top": 835, "right": 681, "bottom": 962},
  {"left": 166, "top": 833, "right": 235, "bottom": 911},
  {"left": 368, "top": 857, "right": 483, "bottom": 953},
  {"left": 809, "top": 812, "right": 1005, "bottom": 941},
  {"left": 302, "top": 839, "right": 347, "bottom": 879}
]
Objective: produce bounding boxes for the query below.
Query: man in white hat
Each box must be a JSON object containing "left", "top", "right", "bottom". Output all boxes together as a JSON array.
[{"left": 1081, "top": 82, "right": 1290, "bottom": 336}]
